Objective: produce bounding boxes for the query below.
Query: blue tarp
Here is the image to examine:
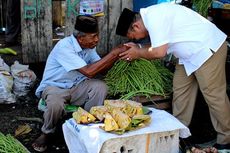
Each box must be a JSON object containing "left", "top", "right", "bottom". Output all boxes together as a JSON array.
[{"left": 133, "top": 0, "right": 174, "bottom": 12}]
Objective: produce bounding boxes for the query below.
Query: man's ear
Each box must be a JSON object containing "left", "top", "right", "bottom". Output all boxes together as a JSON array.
[
  {"left": 132, "top": 21, "right": 141, "bottom": 32},
  {"left": 77, "top": 35, "right": 83, "bottom": 43}
]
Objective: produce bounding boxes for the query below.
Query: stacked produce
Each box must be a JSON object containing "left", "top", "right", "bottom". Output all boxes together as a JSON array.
[
  {"left": 104, "top": 59, "right": 173, "bottom": 100},
  {"left": 104, "top": 100, "right": 143, "bottom": 117},
  {"left": 72, "top": 100, "right": 151, "bottom": 134}
]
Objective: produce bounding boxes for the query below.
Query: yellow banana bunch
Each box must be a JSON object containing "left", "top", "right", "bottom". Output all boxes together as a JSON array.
[{"left": 72, "top": 107, "right": 96, "bottom": 124}]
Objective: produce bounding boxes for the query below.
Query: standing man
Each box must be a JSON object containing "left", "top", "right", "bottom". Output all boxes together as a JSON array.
[
  {"left": 4, "top": 0, "right": 21, "bottom": 47},
  {"left": 32, "top": 15, "right": 127, "bottom": 152},
  {"left": 116, "top": 3, "right": 230, "bottom": 152}
]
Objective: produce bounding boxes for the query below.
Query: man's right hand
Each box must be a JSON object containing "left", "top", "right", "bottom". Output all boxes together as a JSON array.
[{"left": 110, "top": 44, "right": 129, "bottom": 57}]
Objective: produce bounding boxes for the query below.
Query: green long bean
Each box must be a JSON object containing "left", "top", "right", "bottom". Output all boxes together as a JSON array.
[
  {"left": 0, "top": 132, "right": 28, "bottom": 153},
  {"left": 105, "top": 59, "right": 173, "bottom": 99}
]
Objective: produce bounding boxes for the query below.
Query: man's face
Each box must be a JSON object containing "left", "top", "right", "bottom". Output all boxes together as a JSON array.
[
  {"left": 78, "top": 32, "right": 99, "bottom": 49},
  {"left": 126, "top": 21, "right": 148, "bottom": 40},
  {"left": 127, "top": 30, "right": 145, "bottom": 40}
]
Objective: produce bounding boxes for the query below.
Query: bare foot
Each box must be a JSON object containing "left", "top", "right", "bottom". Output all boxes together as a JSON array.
[
  {"left": 32, "top": 133, "right": 48, "bottom": 152},
  {"left": 190, "top": 146, "right": 218, "bottom": 153},
  {"left": 191, "top": 147, "right": 206, "bottom": 153},
  {"left": 202, "top": 147, "right": 218, "bottom": 153}
]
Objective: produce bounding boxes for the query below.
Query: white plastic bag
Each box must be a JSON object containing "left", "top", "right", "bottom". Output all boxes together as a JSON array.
[
  {"left": 0, "top": 57, "right": 16, "bottom": 103},
  {"left": 11, "top": 61, "right": 37, "bottom": 96}
]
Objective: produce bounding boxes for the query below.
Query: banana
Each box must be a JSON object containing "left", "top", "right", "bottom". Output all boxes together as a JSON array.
[{"left": 0, "top": 48, "right": 17, "bottom": 55}]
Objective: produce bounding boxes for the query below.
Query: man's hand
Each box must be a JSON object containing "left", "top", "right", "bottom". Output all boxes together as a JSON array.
[
  {"left": 119, "top": 42, "right": 140, "bottom": 61},
  {"left": 119, "top": 42, "right": 168, "bottom": 61},
  {"left": 110, "top": 44, "right": 129, "bottom": 57}
]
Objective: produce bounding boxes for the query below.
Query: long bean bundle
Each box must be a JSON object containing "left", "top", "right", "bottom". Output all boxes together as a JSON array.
[
  {"left": 104, "top": 59, "right": 173, "bottom": 100},
  {"left": 0, "top": 132, "right": 28, "bottom": 153}
]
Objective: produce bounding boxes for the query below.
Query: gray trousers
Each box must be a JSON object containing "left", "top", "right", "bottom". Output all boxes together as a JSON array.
[
  {"left": 173, "top": 42, "right": 230, "bottom": 144},
  {"left": 5, "top": 0, "right": 20, "bottom": 43},
  {"left": 41, "top": 79, "right": 108, "bottom": 134}
]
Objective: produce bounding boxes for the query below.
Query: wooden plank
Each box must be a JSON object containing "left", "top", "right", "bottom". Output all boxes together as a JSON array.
[
  {"left": 21, "top": 0, "right": 52, "bottom": 63},
  {"left": 98, "top": 0, "right": 132, "bottom": 55},
  {"left": 21, "top": 0, "right": 38, "bottom": 63},
  {"left": 122, "top": 0, "right": 133, "bottom": 10},
  {"left": 107, "top": 0, "right": 132, "bottom": 52},
  {"left": 37, "top": 0, "right": 52, "bottom": 62},
  {"left": 107, "top": 0, "right": 122, "bottom": 52},
  {"left": 64, "top": 0, "right": 80, "bottom": 36},
  {"left": 52, "top": 1, "right": 63, "bottom": 27},
  {"left": 96, "top": 0, "right": 108, "bottom": 56}
]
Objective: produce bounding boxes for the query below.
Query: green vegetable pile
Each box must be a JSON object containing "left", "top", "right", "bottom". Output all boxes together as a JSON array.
[
  {"left": 0, "top": 132, "right": 28, "bottom": 153},
  {"left": 104, "top": 59, "right": 173, "bottom": 100}
]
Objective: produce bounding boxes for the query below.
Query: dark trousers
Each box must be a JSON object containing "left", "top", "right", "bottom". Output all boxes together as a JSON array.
[{"left": 5, "top": 0, "right": 21, "bottom": 43}]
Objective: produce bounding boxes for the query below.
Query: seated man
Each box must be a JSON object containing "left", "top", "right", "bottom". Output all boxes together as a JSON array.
[{"left": 32, "top": 15, "right": 127, "bottom": 152}]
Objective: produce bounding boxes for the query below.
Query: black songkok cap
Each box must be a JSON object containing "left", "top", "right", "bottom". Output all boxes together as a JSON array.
[
  {"left": 116, "top": 8, "right": 137, "bottom": 36},
  {"left": 75, "top": 15, "right": 98, "bottom": 33}
]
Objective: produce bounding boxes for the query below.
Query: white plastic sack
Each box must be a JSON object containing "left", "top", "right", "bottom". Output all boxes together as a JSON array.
[
  {"left": 0, "top": 57, "right": 16, "bottom": 103},
  {"left": 11, "top": 61, "right": 37, "bottom": 96}
]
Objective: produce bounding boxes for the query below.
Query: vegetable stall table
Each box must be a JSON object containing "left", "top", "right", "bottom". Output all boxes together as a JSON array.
[{"left": 62, "top": 108, "right": 191, "bottom": 153}]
